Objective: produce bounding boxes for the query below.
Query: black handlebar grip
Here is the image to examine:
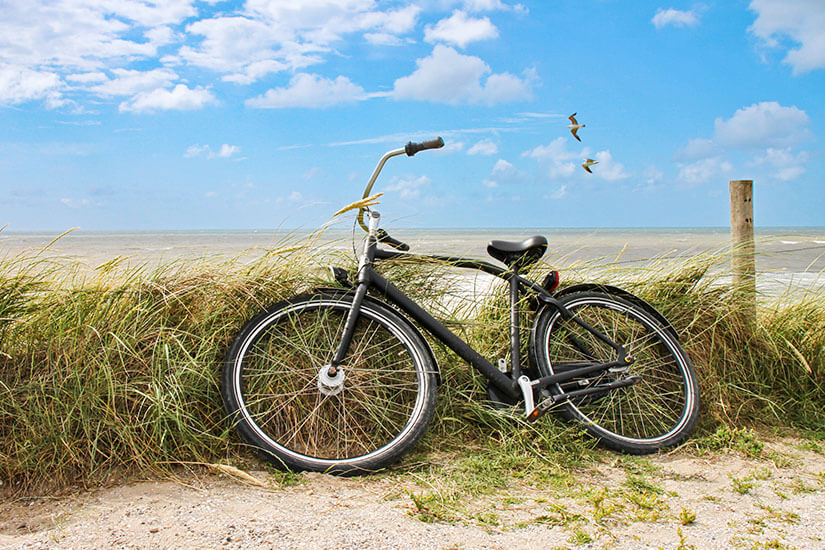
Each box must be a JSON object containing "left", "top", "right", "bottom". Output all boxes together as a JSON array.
[
  {"left": 405, "top": 137, "right": 445, "bottom": 156},
  {"left": 377, "top": 229, "right": 410, "bottom": 251}
]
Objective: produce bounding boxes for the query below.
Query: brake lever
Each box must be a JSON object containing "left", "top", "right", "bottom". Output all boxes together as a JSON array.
[{"left": 377, "top": 229, "right": 410, "bottom": 251}]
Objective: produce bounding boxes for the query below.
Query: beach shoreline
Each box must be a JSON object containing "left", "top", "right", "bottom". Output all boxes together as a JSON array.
[{"left": 2, "top": 227, "right": 823, "bottom": 297}]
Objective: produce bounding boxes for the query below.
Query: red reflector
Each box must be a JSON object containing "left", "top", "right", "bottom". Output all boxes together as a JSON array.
[{"left": 542, "top": 270, "right": 560, "bottom": 293}]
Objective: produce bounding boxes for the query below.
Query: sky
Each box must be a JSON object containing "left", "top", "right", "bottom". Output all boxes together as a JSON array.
[{"left": 1, "top": 0, "right": 824, "bottom": 231}]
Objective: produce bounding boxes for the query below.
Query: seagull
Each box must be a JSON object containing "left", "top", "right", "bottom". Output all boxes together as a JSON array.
[
  {"left": 568, "top": 113, "right": 585, "bottom": 142},
  {"left": 582, "top": 158, "right": 599, "bottom": 173}
]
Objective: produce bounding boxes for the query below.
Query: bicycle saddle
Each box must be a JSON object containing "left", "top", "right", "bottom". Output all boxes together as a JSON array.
[{"left": 487, "top": 235, "right": 548, "bottom": 269}]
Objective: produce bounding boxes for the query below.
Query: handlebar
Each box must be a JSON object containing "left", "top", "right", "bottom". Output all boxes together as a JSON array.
[
  {"left": 377, "top": 229, "right": 410, "bottom": 251},
  {"left": 405, "top": 137, "right": 444, "bottom": 156},
  {"left": 356, "top": 137, "right": 444, "bottom": 240}
]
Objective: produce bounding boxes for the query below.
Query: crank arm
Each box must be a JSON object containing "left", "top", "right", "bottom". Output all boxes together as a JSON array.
[{"left": 518, "top": 376, "right": 535, "bottom": 418}]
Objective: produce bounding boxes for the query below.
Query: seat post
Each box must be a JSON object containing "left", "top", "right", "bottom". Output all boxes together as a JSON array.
[{"left": 508, "top": 267, "right": 522, "bottom": 379}]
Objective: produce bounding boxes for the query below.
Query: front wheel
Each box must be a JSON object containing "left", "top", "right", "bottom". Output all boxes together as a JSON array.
[
  {"left": 222, "top": 292, "right": 438, "bottom": 474},
  {"left": 531, "top": 292, "right": 699, "bottom": 454}
]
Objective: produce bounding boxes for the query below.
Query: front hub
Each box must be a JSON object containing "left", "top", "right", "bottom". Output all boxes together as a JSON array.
[{"left": 318, "top": 364, "right": 346, "bottom": 396}]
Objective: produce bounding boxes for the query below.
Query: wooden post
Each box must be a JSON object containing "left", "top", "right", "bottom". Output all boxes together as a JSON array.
[{"left": 729, "top": 180, "right": 756, "bottom": 326}]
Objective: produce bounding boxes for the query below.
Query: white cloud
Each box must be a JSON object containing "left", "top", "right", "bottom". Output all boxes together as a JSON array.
[
  {"left": 482, "top": 158, "right": 527, "bottom": 188},
  {"left": 246, "top": 73, "right": 365, "bottom": 108},
  {"left": 0, "top": 1, "right": 193, "bottom": 72},
  {"left": 0, "top": 1, "right": 198, "bottom": 107},
  {"left": 0, "top": 1, "right": 528, "bottom": 112},
  {"left": 713, "top": 101, "right": 811, "bottom": 149},
  {"left": 442, "top": 140, "right": 466, "bottom": 154},
  {"left": 424, "top": 11, "right": 499, "bottom": 48},
  {"left": 676, "top": 138, "right": 717, "bottom": 161},
  {"left": 144, "top": 25, "right": 179, "bottom": 47},
  {"left": 181, "top": 4, "right": 421, "bottom": 84},
  {"left": 525, "top": 138, "right": 627, "bottom": 182},
  {"left": 678, "top": 157, "right": 733, "bottom": 185},
  {"left": 120, "top": 84, "right": 216, "bottom": 112},
  {"left": 749, "top": 0, "right": 825, "bottom": 74},
  {"left": 222, "top": 60, "right": 289, "bottom": 85},
  {"left": 752, "top": 147, "right": 810, "bottom": 181},
  {"left": 484, "top": 70, "right": 536, "bottom": 104},
  {"left": 0, "top": 0, "right": 426, "bottom": 108},
  {"left": 523, "top": 137, "right": 580, "bottom": 180},
  {"left": 392, "top": 45, "right": 533, "bottom": 105},
  {"left": 89, "top": 68, "right": 178, "bottom": 97},
  {"left": 652, "top": 8, "right": 700, "bottom": 29},
  {"left": 303, "top": 167, "right": 322, "bottom": 180},
  {"left": 60, "top": 197, "right": 100, "bottom": 208},
  {"left": 185, "top": 143, "right": 241, "bottom": 158},
  {"left": 467, "top": 139, "right": 498, "bottom": 156},
  {"left": 0, "top": 1, "right": 526, "bottom": 112},
  {"left": 386, "top": 175, "right": 430, "bottom": 199},
  {"left": 101, "top": 0, "right": 196, "bottom": 27},
  {"left": 592, "top": 150, "right": 629, "bottom": 181},
  {"left": 484, "top": 159, "right": 507, "bottom": 187},
  {"left": 373, "top": 5, "right": 421, "bottom": 35},
  {"left": 643, "top": 166, "right": 664, "bottom": 185},
  {"left": 184, "top": 144, "right": 210, "bottom": 158},
  {"left": 547, "top": 184, "right": 568, "bottom": 200},
  {"left": 66, "top": 72, "right": 108, "bottom": 84},
  {"left": 217, "top": 144, "right": 240, "bottom": 158},
  {"left": 179, "top": 16, "right": 303, "bottom": 77},
  {"left": 461, "top": 0, "right": 517, "bottom": 12},
  {"left": 675, "top": 102, "right": 813, "bottom": 184},
  {"left": 0, "top": 64, "right": 62, "bottom": 105},
  {"left": 364, "top": 33, "right": 404, "bottom": 46},
  {"left": 243, "top": 0, "right": 418, "bottom": 43}
]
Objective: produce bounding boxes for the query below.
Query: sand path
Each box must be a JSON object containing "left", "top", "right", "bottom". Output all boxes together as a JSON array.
[{"left": 2, "top": 440, "right": 824, "bottom": 549}]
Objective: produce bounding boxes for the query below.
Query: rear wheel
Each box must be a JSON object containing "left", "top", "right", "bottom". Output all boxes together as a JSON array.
[
  {"left": 222, "top": 292, "right": 437, "bottom": 474},
  {"left": 532, "top": 292, "right": 699, "bottom": 453}
]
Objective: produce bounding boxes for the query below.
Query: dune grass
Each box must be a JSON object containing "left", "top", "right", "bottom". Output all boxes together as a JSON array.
[
  {"left": 1, "top": 236, "right": 823, "bottom": 494},
  {"left": 0, "top": 244, "right": 324, "bottom": 491}
]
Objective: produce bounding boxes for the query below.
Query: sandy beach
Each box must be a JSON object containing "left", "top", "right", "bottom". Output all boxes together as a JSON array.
[{"left": 2, "top": 437, "right": 824, "bottom": 550}]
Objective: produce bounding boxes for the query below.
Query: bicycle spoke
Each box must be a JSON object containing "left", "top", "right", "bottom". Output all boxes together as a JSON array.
[{"left": 544, "top": 296, "right": 693, "bottom": 444}]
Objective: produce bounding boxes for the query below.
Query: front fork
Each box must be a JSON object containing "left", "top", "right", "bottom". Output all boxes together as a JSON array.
[{"left": 329, "top": 210, "right": 381, "bottom": 374}]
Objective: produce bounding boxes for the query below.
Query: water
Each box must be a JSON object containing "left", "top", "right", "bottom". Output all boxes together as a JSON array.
[{"left": 2, "top": 227, "right": 824, "bottom": 295}]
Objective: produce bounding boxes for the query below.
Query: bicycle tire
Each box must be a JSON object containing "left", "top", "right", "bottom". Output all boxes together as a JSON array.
[
  {"left": 222, "top": 291, "right": 438, "bottom": 474},
  {"left": 531, "top": 291, "right": 699, "bottom": 453}
]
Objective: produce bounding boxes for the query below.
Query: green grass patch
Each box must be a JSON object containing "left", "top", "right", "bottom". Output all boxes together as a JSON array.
[
  {"left": 692, "top": 425, "right": 765, "bottom": 458},
  {"left": 729, "top": 468, "right": 771, "bottom": 495},
  {"left": 679, "top": 507, "right": 697, "bottom": 525}
]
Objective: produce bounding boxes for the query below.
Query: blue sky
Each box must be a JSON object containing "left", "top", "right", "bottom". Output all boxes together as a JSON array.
[{"left": 1, "top": 0, "right": 823, "bottom": 230}]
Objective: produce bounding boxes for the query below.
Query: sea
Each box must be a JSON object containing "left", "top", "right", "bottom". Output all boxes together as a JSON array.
[{"left": 2, "top": 227, "right": 824, "bottom": 297}]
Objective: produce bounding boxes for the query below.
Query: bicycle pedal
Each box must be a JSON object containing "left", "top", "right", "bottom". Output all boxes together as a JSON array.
[{"left": 526, "top": 395, "right": 555, "bottom": 422}]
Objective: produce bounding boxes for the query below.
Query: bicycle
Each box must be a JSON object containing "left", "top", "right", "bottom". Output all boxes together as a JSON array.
[{"left": 221, "top": 137, "right": 700, "bottom": 475}]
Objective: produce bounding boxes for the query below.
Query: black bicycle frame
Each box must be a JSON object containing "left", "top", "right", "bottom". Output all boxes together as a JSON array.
[{"left": 330, "top": 234, "right": 629, "bottom": 402}]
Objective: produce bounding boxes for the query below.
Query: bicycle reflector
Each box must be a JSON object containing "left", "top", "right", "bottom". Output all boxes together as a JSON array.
[{"left": 542, "top": 270, "right": 560, "bottom": 293}]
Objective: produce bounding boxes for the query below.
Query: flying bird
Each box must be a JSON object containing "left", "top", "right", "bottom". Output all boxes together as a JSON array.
[
  {"left": 582, "top": 158, "right": 599, "bottom": 173},
  {"left": 568, "top": 113, "right": 585, "bottom": 142}
]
